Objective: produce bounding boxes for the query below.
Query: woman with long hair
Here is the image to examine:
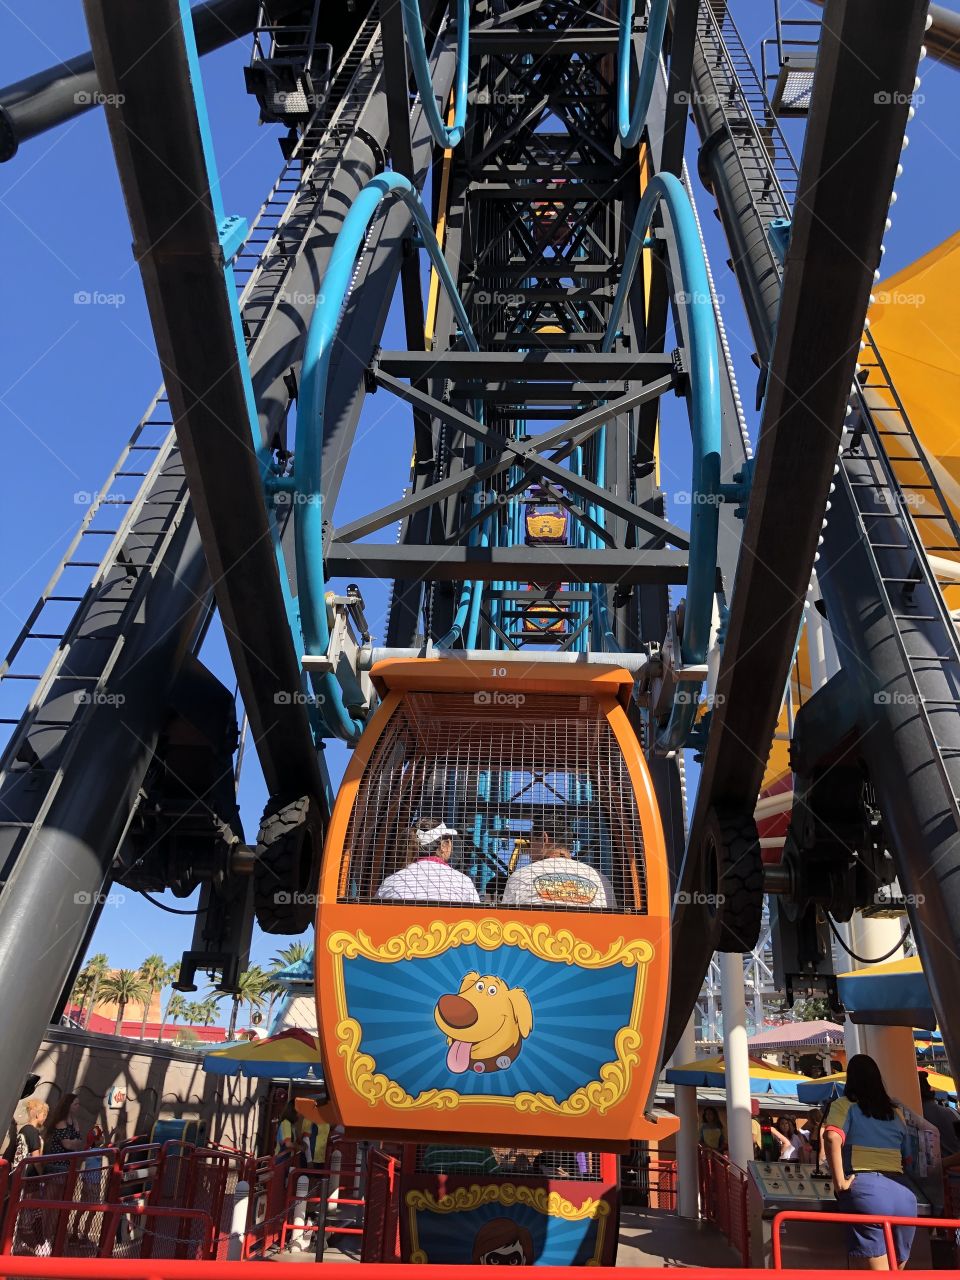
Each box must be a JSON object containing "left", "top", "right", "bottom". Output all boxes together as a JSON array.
[
  {"left": 824, "top": 1054, "right": 917, "bottom": 1270},
  {"left": 698, "top": 1106, "right": 726, "bottom": 1153},
  {"left": 771, "top": 1116, "right": 811, "bottom": 1162},
  {"left": 43, "top": 1094, "right": 83, "bottom": 1175}
]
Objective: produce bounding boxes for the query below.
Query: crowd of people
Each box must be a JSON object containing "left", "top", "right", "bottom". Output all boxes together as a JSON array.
[
  {"left": 375, "top": 814, "right": 618, "bottom": 908},
  {"left": 699, "top": 1104, "right": 824, "bottom": 1165},
  {"left": 4, "top": 1092, "right": 110, "bottom": 1251}
]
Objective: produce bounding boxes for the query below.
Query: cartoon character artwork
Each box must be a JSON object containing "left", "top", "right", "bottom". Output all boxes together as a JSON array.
[
  {"left": 434, "top": 972, "right": 533, "bottom": 1075},
  {"left": 472, "top": 1217, "right": 535, "bottom": 1265}
]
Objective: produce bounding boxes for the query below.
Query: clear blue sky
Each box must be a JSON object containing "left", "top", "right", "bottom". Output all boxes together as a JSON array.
[{"left": 0, "top": 4, "right": 956, "bottom": 1020}]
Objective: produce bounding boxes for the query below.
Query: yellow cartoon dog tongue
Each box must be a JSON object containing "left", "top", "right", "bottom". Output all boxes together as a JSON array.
[{"left": 447, "top": 1039, "right": 472, "bottom": 1073}]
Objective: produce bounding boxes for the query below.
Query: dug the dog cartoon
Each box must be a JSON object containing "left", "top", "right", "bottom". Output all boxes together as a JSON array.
[{"left": 435, "top": 972, "right": 533, "bottom": 1074}]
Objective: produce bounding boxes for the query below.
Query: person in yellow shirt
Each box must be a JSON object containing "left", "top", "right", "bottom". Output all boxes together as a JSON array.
[
  {"left": 310, "top": 1120, "right": 332, "bottom": 1168},
  {"left": 823, "top": 1054, "right": 916, "bottom": 1269},
  {"left": 275, "top": 1101, "right": 300, "bottom": 1159}
]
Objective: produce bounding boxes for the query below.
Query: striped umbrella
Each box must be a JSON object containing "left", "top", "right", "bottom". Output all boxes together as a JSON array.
[
  {"left": 202, "top": 1027, "right": 323, "bottom": 1080},
  {"left": 799, "top": 1069, "right": 957, "bottom": 1103},
  {"left": 665, "top": 1054, "right": 808, "bottom": 1096}
]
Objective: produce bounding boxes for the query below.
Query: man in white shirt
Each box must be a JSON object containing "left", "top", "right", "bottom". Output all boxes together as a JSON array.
[
  {"left": 500, "top": 821, "right": 617, "bottom": 909},
  {"left": 376, "top": 819, "right": 480, "bottom": 904}
]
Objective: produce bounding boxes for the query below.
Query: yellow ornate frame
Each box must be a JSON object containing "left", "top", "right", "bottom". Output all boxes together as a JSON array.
[
  {"left": 326, "top": 917, "right": 654, "bottom": 1117},
  {"left": 404, "top": 1182, "right": 611, "bottom": 1265}
]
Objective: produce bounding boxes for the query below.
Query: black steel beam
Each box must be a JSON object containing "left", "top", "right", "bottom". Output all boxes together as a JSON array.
[
  {"left": 0, "top": 0, "right": 308, "bottom": 161},
  {"left": 327, "top": 544, "right": 696, "bottom": 585},
  {"left": 83, "top": 0, "right": 322, "bottom": 801},
  {"left": 338, "top": 373, "right": 687, "bottom": 548},
  {"left": 665, "top": 0, "right": 929, "bottom": 1057},
  {"left": 471, "top": 30, "right": 619, "bottom": 51},
  {"left": 375, "top": 351, "right": 677, "bottom": 381},
  {"left": 470, "top": 183, "right": 623, "bottom": 201}
]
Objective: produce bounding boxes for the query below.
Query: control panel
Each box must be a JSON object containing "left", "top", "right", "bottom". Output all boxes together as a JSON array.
[{"left": 749, "top": 1161, "right": 835, "bottom": 1202}]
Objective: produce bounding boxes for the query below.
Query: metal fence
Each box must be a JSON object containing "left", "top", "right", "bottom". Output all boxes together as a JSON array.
[{"left": 697, "top": 1144, "right": 750, "bottom": 1265}]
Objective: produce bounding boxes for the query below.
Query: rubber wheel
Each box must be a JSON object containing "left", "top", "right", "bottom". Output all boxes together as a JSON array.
[
  {"left": 703, "top": 807, "right": 764, "bottom": 953},
  {"left": 253, "top": 795, "right": 324, "bottom": 934}
]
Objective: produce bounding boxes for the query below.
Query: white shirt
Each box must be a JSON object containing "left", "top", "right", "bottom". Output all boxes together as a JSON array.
[
  {"left": 500, "top": 856, "right": 618, "bottom": 908},
  {"left": 376, "top": 857, "right": 480, "bottom": 904}
]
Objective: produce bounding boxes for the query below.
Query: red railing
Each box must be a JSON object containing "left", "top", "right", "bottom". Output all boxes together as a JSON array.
[
  {"left": 274, "top": 1137, "right": 368, "bottom": 1259},
  {"left": 698, "top": 1145, "right": 750, "bottom": 1266},
  {"left": 0, "top": 1261, "right": 918, "bottom": 1278},
  {"left": 772, "top": 1209, "right": 960, "bottom": 1271},
  {"left": 180, "top": 1149, "right": 246, "bottom": 1260},
  {"left": 5, "top": 1201, "right": 215, "bottom": 1261},
  {"left": 360, "top": 1149, "right": 399, "bottom": 1263},
  {"left": 645, "top": 1158, "right": 678, "bottom": 1211},
  {"left": 242, "top": 1153, "right": 291, "bottom": 1258}
]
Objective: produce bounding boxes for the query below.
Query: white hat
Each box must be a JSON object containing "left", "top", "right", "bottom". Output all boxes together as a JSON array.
[{"left": 415, "top": 822, "right": 458, "bottom": 847}]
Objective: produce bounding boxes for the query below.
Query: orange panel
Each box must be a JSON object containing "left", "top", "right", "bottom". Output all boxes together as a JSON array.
[
  {"left": 313, "top": 660, "right": 676, "bottom": 1151},
  {"left": 369, "top": 657, "right": 635, "bottom": 707}
]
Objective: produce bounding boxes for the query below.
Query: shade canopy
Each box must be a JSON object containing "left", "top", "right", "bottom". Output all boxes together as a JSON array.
[
  {"left": 748, "top": 1020, "right": 845, "bottom": 1051},
  {"left": 202, "top": 1027, "right": 323, "bottom": 1079},
  {"left": 664, "top": 1054, "right": 808, "bottom": 1096},
  {"left": 836, "top": 956, "right": 935, "bottom": 1029},
  {"left": 799, "top": 1069, "right": 957, "bottom": 1104}
]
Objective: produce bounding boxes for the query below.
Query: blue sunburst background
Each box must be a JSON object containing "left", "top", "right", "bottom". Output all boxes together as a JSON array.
[
  {"left": 411, "top": 1199, "right": 602, "bottom": 1265},
  {"left": 342, "top": 943, "right": 638, "bottom": 1100}
]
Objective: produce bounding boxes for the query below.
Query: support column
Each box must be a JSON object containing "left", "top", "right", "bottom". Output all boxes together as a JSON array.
[
  {"left": 672, "top": 1014, "right": 700, "bottom": 1218},
  {"left": 720, "top": 952, "right": 754, "bottom": 1170},
  {"left": 831, "top": 919, "right": 862, "bottom": 1059},
  {"left": 849, "top": 915, "right": 921, "bottom": 1113}
]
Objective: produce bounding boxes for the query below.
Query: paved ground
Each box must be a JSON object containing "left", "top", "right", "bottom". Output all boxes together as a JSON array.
[
  {"left": 266, "top": 1208, "right": 740, "bottom": 1266},
  {"left": 617, "top": 1208, "right": 743, "bottom": 1268}
]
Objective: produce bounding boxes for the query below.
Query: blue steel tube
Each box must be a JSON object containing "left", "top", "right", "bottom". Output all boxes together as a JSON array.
[
  {"left": 604, "top": 172, "right": 721, "bottom": 748},
  {"left": 617, "top": 0, "right": 670, "bottom": 148},
  {"left": 296, "top": 173, "right": 478, "bottom": 739},
  {"left": 400, "top": 0, "right": 470, "bottom": 148}
]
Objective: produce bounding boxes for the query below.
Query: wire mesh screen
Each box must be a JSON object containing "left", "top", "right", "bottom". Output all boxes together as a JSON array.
[
  {"left": 339, "top": 691, "right": 646, "bottom": 912},
  {"left": 415, "top": 1144, "right": 603, "bottom": 1181}
]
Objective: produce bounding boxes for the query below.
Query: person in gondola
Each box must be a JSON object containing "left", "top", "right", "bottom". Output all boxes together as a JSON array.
[
  {"left": 376, "top": 817, "right": 480, "bottom": 904},
  {"left": 500, "top": 816, "right": 616, "bottom": 909}
]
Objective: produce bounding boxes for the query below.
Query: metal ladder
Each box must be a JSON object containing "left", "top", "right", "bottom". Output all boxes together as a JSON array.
[
  {"left": 0, "top": 14, "right": 384, "bottom": 860},
  {"left": 696, "top": 0, "right": 960, "bottom": 801}
]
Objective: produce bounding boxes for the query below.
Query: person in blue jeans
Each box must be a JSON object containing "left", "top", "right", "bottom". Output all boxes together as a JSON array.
[{"left": 824, "top": 1054, "right": 917, "bottom": 1270}]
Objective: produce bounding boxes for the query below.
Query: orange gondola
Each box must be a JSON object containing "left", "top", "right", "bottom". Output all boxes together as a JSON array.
[{"left": 311, "top": 658, "right": 678, "bottom": 1151}]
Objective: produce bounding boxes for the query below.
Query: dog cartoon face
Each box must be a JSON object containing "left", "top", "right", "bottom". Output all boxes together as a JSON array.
[{"left": 435, "top": 972, "right": 533, "bottom": 1075}]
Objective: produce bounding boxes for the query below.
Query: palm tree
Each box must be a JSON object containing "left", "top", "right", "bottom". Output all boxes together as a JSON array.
[
  {"left": 270, "top": 941, "right": 309, "bottom": 970},
  {"left": 70, "top": 970, "right": 92, "bottom": 1024},
  {"left": 187, "top": 997, "right": 219, "bottom": 1028},
  {"left": 265, "top": 941, "right": 311, "bottom": 1033},
  {"left": 80, "top": 953, "right": 110, "bottom": 1029},
  {"left": 138, "top": 954, "right": 169, "bottom": 1040},
  {"left": 97, "top": 969, "right": 152, "bottom": 1036},
  {"left": 214, "top": 967, "right": 270, "bottom": 1042},
  {"left": 159, "top": 993, "right": 189, "bottom": 1042}
]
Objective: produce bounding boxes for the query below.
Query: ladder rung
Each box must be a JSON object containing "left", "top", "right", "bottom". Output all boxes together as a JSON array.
[{"left": 903, "top": 655, "right": 957, "bottom": 661}]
